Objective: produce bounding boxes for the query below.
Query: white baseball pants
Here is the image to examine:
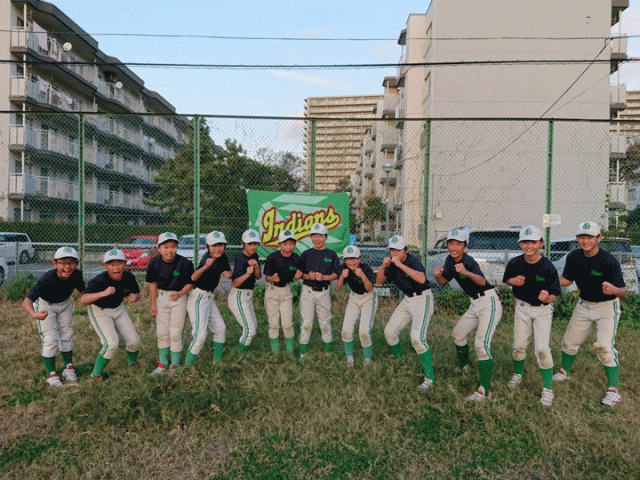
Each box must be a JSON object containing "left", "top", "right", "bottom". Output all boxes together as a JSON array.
[
  {"left": 384, "top": 290, "right": 434, "bottom": 354},
  {"left": 35, "top": 297, "right": 74, "bottom": 357},
  {"left": 155, "top": 290, "right": 188, "bottom": 353},
  {"left": 228, "top": 287, "right": 257, "bottom": 347},
  {"left": 342, "top": 291, "right": 377, "bottom": 347},
  {"left": 452, "top": 289, "right": 501, "bottom": 361},
  {"left": 265, "top": 285, "right": 295, "bottom": 340},
  {"left": 187, "top": 287, "right": 226, "bottom": 355},
  {"left": 299, "top": 285, "right": 333, "bottom": 345},
  {"left": 512, "top": 300, "right": 554, "bottom": 369},
  {"left": 88, "top": 304, "right": 141, "bottom": 360}
]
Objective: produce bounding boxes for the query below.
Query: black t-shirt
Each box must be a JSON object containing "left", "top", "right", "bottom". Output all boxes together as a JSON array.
[
  {"left": 503, "top": 255, "right": 561, "bottom": 306},
  {"left": 442, "top": 253, "right": 493, "bottom": 298},
  {"left": 264, "top": 251, "right": 301, "bottom": 287},
  {"left": 85, "top": 270, "right": 140, "bottom": 309},
  {"left": 341, "top": 262, "right": 376, "bottom": 295},
  {"left": 145, "top": 254, "right": 194, "bottom": 291},
  {"left": 562, "top": 248, "right": 625, "bottom": 302},
  {"left": 231, "top": 251, "right": 260, "bottom": 290},
  {"left": 27, "top": 269, "right": 85, "bottom": 303},
  {"left": 383, "top": 253, "right": 430, "bottom": 295},
  {"left": 300, "top": 247, "right": 341, "bottom": 289},
  {"left": 193, "top": 252, "right": 231, "bottom": 292}
]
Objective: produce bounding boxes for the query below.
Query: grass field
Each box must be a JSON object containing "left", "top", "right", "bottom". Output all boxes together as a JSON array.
[{"left": 1, "top": 284, "right": 639, "bottom": 479}]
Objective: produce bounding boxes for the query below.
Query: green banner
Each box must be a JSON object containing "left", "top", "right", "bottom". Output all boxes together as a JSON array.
[{"left": 246, "top": 189, "right": 350, "bottom": 258}]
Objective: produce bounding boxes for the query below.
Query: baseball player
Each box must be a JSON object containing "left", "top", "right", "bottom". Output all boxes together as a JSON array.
[
  {"left": 263, "top": 229, "right": 302, "bottom": 355},
  {"left": 336, "top": 245, "right": 377, "bottom": 367},
  {"left": 503, "top": 226, "right": 560, "bottom": 407},
  {"left": 433, "top": 229, "right": 502, "bottom": 401},
  {"left": 377, "top": 235, "right": 435, "bottom": 392},
  {"left": 228, "top": 229, "right": 262, "bottom": 352},
  {"left": 298, "top": 223, "right": 341, "bottom": 358},
  {"left": 146, "top": 232, "right": 194, "bottom": 375},
  {"left": 186, "top": 231, "right": 232, "bottom": 365},
  {"left": 22, "top": 246, "right": 85, "bottom": 387},
  {"left": 552, "top": 222, "right": 625, "bottom": 407},
  {"left": 81, "top": 249, "right": 141, "bottom": 382}
]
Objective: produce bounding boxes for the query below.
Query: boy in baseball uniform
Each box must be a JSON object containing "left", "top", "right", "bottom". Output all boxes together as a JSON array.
[
  {"left": 298, "top": 223, "right": 341, "bottom": 358},
  {"left": 23, "top": 246, "right": 85, "bottom": 387},
  {"left": 503, "top": 226, "right": 560, "bottom": 407},
  {"left": 263, "top": 229, "right": 302, "bottom": 355},
  {"left": 186, "top": 231, "right": 232, "bottom": 365},
  {"left": 377, "top": 235, "right": 435, "bottom": 392},
  {"left": 228, "top": 229, "right": 262, "bottom": 352},
  {"left": 553, "top": 222, "right": 625, "bottom": 407},
  {"left": 146, "top": 232, "right": 194, "bottom": 374},
  {"left": 433, "top": 229, "right": 502, "bottom": 401},
  {"left": 81, "top": 249, "right": 141, "bottom": 382},
  {"left": 336, "top": 245, "right": 377, "bottom": 367}
]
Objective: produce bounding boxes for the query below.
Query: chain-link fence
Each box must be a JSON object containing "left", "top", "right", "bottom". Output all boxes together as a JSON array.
[{"left": 1, "top": 112, "right": 639, "bottom": 290}]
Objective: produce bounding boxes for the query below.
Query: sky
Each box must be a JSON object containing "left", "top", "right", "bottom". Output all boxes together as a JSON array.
[{"left": 47, "top": 0, "right": 640, "bottom": 119}]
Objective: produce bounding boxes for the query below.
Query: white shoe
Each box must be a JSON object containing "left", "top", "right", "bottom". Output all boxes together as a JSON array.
[
  {"left": 552, "top": 368, "right": 571, "bottom": 382},
  {"left": 363, "top": 358, "right": 372, "bottom": 367},
  {"left": 150, "top": 363, "right": 166, "bottom": 375},
  {"left": 62, "top": 364, "right": 78, "bottom": 383},
  {"left": 466, "top": 386, "right": 489, "bottom": 402},
  {"left": 417, "top": 377, "right": 434, "bottom": 392},
  {"left": 346, "top": 356, "right": 355, "bottom": 367},
  {"left": 299, "top": 354, "right": 306, "bottom": 361},
  {"left": 46, "top": 372, "right": 63, "bottom": 387},
  {"left": 508, "top": 373, "right": 522, "bottom": 389},
  {"left": 458, "top": 364, "right": 470, "bottom": 375},
  {"left": 600, "top": 388, "right": 621, "bottom": 407},
  {"left": 540, "top": 388, "right": 555, "bottom": 407}
]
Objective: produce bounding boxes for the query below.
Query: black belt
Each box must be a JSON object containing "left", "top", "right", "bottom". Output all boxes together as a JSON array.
[
  {"left": 405, "top": 289, "right": 427, "bottom": 297},
  {"left": 310, "top": 285, "right": 329, "bottom": 292},
  {"left": 470, "top": 288, "right": 494, "bottom": 300}
]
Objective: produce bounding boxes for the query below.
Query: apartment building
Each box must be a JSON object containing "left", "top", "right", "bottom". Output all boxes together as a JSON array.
[
  {"left": 304, "top": 95, "right": 382, "bottom": 193},
  {"left": 0, "top": 0, "right": 188, "bottom": 223},
  {"left": 355, "top": 0, "right": 628, "bottom": 248}
]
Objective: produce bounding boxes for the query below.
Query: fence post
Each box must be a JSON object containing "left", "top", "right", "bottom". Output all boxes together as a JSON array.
[
  {"left": 193, "top": 116, "right": 201, "bottom": 266},
  {"left": 309, "top": 119, "right": 316, "bottom": 193},
  {"left": 422, "top": 120, "right": 431, "bottom": 266},
  {"left": 545, "top": 119, "right": 554, "bottom": 257},
  {"left": 78, "top": 114, "right": 85, "bottom": 272}
]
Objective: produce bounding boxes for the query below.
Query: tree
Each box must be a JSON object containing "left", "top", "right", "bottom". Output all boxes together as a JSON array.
[
  {"left": 256, "top": 147, "right": 306, "bottom": 191},
  {"left": 361, "top": 194, "right": 387, "bottom": 239},
  {"left": 335, "top": 176, "right": 359, "bottom": 234}
]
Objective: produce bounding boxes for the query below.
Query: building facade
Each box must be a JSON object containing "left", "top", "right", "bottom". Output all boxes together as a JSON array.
[{"left": 0, "top": 0, "right": 188, "bottom": 223}]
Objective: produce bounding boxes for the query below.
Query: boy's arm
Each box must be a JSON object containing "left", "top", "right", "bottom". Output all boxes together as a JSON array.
[
  {"left": 602, "top": 281, "right": 626, "bottom": 298},
  {"left": 433, "top": 267, "right": 449, "bottom": 286},
  {"left": 559, "top": 276, "right": 573, "bottom": 287},
  {"left": 336, "top": 267, "right": 348, "bottom": 291},
  {"left": 80, "top": 287, "right": 115, "bottom": 306},
  {"left": 392, "top": 257, "right": 426, "bottom": 284},
  {"left": 148, "top": 282, "right": 158, "bottom": 315},
  {"left": 22, "top": 297, "right": 47, "bottom": 320},
  {"left": 376, "top": 257, "right": 391, "bottom": 285}
]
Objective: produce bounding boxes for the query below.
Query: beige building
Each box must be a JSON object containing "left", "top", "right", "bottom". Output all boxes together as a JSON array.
[
  {"left": 0, "top": 0, "right": 188, "bottom": 223},
  {"left": 304, "top": 95, "right": 382, "bottom": 193}
]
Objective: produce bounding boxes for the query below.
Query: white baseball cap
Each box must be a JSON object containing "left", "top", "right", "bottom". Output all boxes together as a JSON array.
[
  {"left": 278, "top": 229, "right": 297, "bottom": 243},
  {"left": 310, "top": 223, "right": 328, "bottom": 235},
  {"left": 388, "top": 235, "right": 407, "bottom": 250},
  {"left": 519, "top": 225, "right": 543, "bottom": 242},
  {"left": 206, "top": 231, "right": 227, "bottom": 246},
  {"left": 343, "top": 245, "right": 361, "bottom": 258},
  {"left": 576, "top": 221, "right": 601, "bottom": 237},
  {"left": 103, "top": 249, "right": 126, "bottom": 263},
  {"left": 158, "top": 232, "right": 178, "bottom": 246},
  {"left": 242, "top": 229, "right": 260, "bottom": 244},
  {"left": 54, "top": 246, "right": 79, "bottom": 261},
  {"left": 446, "top": 229, "right": 468, "bottom": 243}
]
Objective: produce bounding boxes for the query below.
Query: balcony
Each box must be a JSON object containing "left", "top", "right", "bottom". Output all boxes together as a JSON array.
[
  {"left": 610, "top": 36, "right": 628, "bottom": 73},
  {"left": 10, "top": 76, "right": 95, "bottom": 113},
  {"left": 610, "top": 133, "right": 627, "bottom": 159},
  {"left": 143, "top": 115, "right": 177, "bottom": 139},
  {"left": 96, "top": 78, "right": 144, "bottom": 113},
  {"left": 395, "top": 102, "right": 406, "bottom": 129},
  {"left": 610, "top": 84, "right": 627, "bottom": 117},
  {"left": 612, "top": 0, "right": 629, "bottom": 25},
  {"left": 363, "top": 136, "right": 373, "bottom": 154},
  {"left": 10, "top": 125, "right": 78, "bottom": 158},
  {"left": 381, "top": 128, "right": 399, "bottom": 152}
]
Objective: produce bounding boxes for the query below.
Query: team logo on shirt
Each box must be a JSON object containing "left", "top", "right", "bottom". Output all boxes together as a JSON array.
[
  {"left": 535, "top": 275, "right": 545, "bottom": 282},
  {"left": 323, "top": 258, "right": 332, "bottom": 262},
  {"left": 123, "top": 289, "right": 130, "bottom": 295},
  {"left": 458, "top": 274, "right": 467, "bottom": 279},
  {"left": 591, "top": 270, "right": 603, "bottom": 277},
  {"left": 288, "top": 266, "right": 297, "bottom": 271},
  {"left": 173, "top": 270, "right": 180, "bottom": 277}
]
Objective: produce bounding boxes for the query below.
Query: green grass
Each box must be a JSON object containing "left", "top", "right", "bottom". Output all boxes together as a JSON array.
[{"left": 0, "top": 288, "right": 639, "bottom": 479}]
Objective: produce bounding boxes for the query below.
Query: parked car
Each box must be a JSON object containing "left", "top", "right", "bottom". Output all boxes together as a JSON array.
[
  {"left": 550, "top": 237, "right": 638, "bottom": 294},
  {"left": 632, "top": 245, "right": 640, "bottom": 279},
  {"left": 121, "top": 235, "right": 159, "bottom": 270},
  {"left": 177, "top": 234, "right": 207, "bottom": 263},
  {"left": 0, "top": 256, "right": 8, "bottom": 287},
  {"left": 0, "top": 232, "right": 35, "bottom": 264}
]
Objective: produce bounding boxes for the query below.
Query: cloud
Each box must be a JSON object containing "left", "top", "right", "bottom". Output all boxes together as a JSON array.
[
  {"left": 375, "top": 41, "right": 398, "bottom": 58},
  {"left": 269, "top": 70, "right": 348, "bottom": 90}
]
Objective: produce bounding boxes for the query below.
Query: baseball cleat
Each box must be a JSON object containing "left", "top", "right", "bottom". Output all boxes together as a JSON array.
[
  {"left": 130, "top": 362, "right": 141, "bottom": 370},
  {"left": 91, "top": 375, "right": 103, "bottom": 383},
  {"left": 62, "top": 364, "right": 78, "bottom": 383},
  {"left": 508, "top": 373, "right": 522, "bottom": 389},
  {"left": 46, "top": 372, "right": 63, "bottom": 387},
  {"left": 552, "top": 368, "right": 571, "bottom": 382},
  {"left": 417, "top": 377, "right": 434, "bottom": 392},
  {"left": 600, "top": 388, "right": 621, "bottom": 407},
  {"left": 170, "top": 365, "right": 179, "bottom": 373},
  {"left": 466, "top": 386, "right": 490, "bottom": 402},
  {"left": 346, "top": 356, "right": 355, "bottom": 367},
  {"left": 540, "top": 388, "right": 555, "bottom": 407},
  {"left": 363, "top": 358, "right": 372, "bottom": 367},
  {"left": 150, "top": 363, "right": 166, "bottom": 375}
]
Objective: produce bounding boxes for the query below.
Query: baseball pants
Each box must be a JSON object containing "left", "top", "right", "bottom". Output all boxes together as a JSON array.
[
  {"left": 342, "top": 291, "right": 377, "bottom": 347},
  {"left": 265, "top": 285, "right": 295, "bottom": 339},
  {"left": 187, "top": 287, "right": 226, "bottom": 355},
  {"left": 35, "top": 297, "right": 74, "bottom": 357},
  {"left": 561, "top": 298, "right": 621, "bottom": 367},
  {"left": 156, "top": 290, "right": 188, "bottom": 353},
  {"left": 384, "top": 290, "right": 434, "bottom": 354},
  {"left": 88, "top": 304, "right": 141, "bottom": 360},
  {"left": 512, "top": 300, "right": 553, "bottom": 369},
  {"left": 228, "top": 287, "right": 257, "bottom": 347},
  {"left": 300, "top": 285, "right": 333, "bottom": 345},
  {"left": 452, "top": 289, "right": 501, "bottom": 361}
]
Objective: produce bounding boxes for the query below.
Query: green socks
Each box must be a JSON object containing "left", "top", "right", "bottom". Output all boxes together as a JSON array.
[
  {"left": 239, "top": 343, "right": 250, "bottom": 353},
  {"left": 323, "top": 342, "right": 333, "bottom": 352},
  {"left": 284, "top": 337, "right": 295, "bottom": 355},
  {"left": 363, "top": 345, "right": 373, "bottom": 360},
  {"left": 389, "top": 342, "right": 403, "bottom": 358},
  {"left": 299, "top": 343, "right": 308, "bottom": 355},
  {"left": 270, "top": 338, "right": 280, "bottom": 353},
  {"left": 478, "top": 359, "right": 493, "bottom": 393},
  {"left": 126, "top": 350, "right": 139, "bottom": 366},
  {"left": 158, "top": 347, "right": 170, "bottom": 366},
  {"left": 541, "top": 368, "right": 553, "bottom": 390},
  {"left": 418, "top": 350, "right": 435, "bottom": 381},
  {"left": 213, "top": 342, "right": 224, "bottom": 362},
  {"left": 60, "top": 350, "right": 73, "bottom": 367},
  {"left": 43, "top": 356, "right": 56, "bottom": 375},
  {"left": 170, "top": 350, "right": 181, "bottom": 367},
  {"left": 184, "top": 352, "right": 198, "bottom": 366},
  {"left": 560, "top": 352, "right": 577, "bottom": 375},
  {"left": 455, "top": 344, "right": 469, "bottom": 369},
  {"left": 604, "top": 365, "right": 619, "bottom": 389},
  {"left": 343, "top": 341, "right": 354, "bottom": 358},
  {"left": 513, "top": 359, "right": 525, "bottom": 375},
  {"left": 91, "top": 354, "right": 110, "bottom": 378}
]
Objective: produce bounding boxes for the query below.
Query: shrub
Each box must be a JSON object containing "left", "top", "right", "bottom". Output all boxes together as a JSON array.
[{"left": 0, "top": 274, "right": 38, "bottom": 302}]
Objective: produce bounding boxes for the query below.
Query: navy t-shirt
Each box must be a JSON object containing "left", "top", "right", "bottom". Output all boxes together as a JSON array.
[
  {"left": 341, "top": 262, "right": 376, "bottom": 295},
  {"left": 264, "top": 251, "right": 301, "bottom": 287},
  {"left": 145, "top": 254, "right": 194, "bottom": 291},
  {"left": 85, "top": 270, "right": 140, "bottom": 309},
  {"left": 300, "top": 247, "right": 341, "bottom": 289},
  {"left": 231, "top": 251, "right": 260, "bottom": 290},
  {"left": 27, "top": 269, "right": 85, "bottom": 303},
  {"left": 503, "top": 255, "right": 561, "bottom": 306},
  {"left": 383, "top": 253, "right": 430, "bottom": 295},
  {"left": 442, "top": 253, "right": 493, "bottom": 298},
  {"left": 562, "top": 248, "right": 625, "bottom": 302},
  {"left": 193, "top": 252, "right": 231, "bottom": 292}
]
